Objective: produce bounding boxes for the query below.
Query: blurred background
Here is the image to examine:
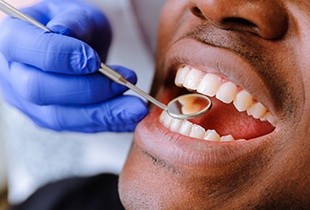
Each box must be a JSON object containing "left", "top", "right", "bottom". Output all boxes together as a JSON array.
[{"left": 0, "top": 1, "right": 39, "bottom": 209}]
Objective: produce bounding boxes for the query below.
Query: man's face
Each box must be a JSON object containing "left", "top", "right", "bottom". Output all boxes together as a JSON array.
[{"left": 119, "top": 0, "right": 310, "bottom": 208}]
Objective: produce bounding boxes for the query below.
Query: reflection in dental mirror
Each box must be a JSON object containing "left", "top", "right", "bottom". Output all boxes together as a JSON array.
[{"left": 167, "top": 94, "right": 212, "bottom": 119}]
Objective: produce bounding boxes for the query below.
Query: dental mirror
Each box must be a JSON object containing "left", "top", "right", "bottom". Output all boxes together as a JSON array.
[
  {"left": 0, "top": 0, "right": 212, "bottom": 119},
  {"left": 166, "top": 93, "right": 212, "bottom": 119}
]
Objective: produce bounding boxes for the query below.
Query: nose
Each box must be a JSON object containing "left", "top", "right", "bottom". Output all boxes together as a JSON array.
[{"left": 189, "top": 0, "right": 288, "bottom": 39}]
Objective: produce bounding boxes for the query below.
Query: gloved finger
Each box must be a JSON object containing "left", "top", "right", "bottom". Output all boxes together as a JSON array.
[
  {"left": 1, "top": 78, "right": 148, "bottom": 133},
  {"left": 0, "top": 17, "right": 100, "bottom": 75},
  {"left": 19, "top": 0, "right": 112, "bottom": 60},
  {"left": 52, "top": 95, "right": 148, "bottom": 133},
  {"left": 5, "top": 62, "right": 137, "bottom": 105},
  {"left": 42, "top": 3, "right": 112, "bottom": 60}
]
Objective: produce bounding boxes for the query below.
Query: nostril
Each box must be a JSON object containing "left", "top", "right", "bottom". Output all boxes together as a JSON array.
[
  {"left": 222, "top": 18, "right": 257, "bottom": 29},
  {"left": 221, "top": 17, "right": 260, "bottom": 34},
  {"left": 188, "top": 1, "right": 288, "bottom": 39},
  {"left": 191, "top": 6, "right": 205, "bottom": 19}
]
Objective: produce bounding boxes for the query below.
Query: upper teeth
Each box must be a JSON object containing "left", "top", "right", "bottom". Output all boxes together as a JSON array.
[
  {"left": 175, "top": 66, "right": 276, "bottom": 125},
  {"left": 159, "top": 65, "right": 277, "bottom": 142}
]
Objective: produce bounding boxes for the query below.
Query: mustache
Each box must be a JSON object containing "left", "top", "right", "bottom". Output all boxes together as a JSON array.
[{"left": 185, "top": 24, "right": 264, "bottom": 63}]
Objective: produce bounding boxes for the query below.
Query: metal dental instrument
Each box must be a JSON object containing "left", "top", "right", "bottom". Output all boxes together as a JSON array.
[
  {"left": 0, "top": 0, "right": 212, "bottom": 119},
  {"left": 99, "top": 64, "right": 212, "bottom": 119}
]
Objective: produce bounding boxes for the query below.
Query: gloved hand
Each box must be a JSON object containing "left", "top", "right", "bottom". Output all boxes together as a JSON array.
[{"left": 0, "top": 0, "right": 148, "bottom": 133}]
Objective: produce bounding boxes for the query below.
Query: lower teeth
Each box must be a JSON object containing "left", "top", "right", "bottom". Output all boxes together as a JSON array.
[{"left": 159, "top": 111, "right": 246, "bottom": 142}]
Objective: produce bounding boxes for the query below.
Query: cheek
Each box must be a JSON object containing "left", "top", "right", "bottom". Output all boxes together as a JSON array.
[{"left": 157, "top": 0, "right": 187, "bottom": 55}]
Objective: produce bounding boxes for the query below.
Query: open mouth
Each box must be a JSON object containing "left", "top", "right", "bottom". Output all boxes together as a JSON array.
[{"left": 159, "top": 65, "right": 276, "bottom": 142}]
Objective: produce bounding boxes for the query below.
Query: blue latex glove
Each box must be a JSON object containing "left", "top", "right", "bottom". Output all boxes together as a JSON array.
[{"left": 0, "top": 0, "right": 148, "bottom": 133}]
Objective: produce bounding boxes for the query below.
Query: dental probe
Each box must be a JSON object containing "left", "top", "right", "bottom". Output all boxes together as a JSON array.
[
  {"left": 0, "top": 0, "right": 212, "bottom": 119},
  {"left": 98, "top": 64, "right": 212, "bottom": 119}
]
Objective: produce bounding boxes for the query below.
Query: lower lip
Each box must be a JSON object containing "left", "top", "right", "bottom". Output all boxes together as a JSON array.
[{"left": 134, "top": 107, "right": 273, "bottom": 168}]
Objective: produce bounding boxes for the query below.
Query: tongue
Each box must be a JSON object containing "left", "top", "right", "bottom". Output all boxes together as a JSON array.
[{"left": 189, "top": 98, "right": 275, "bottom": 140}]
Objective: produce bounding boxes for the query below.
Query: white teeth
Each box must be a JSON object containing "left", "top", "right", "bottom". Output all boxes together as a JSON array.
[
  {"left": 197, "top": 73, "right": 221, "bottom": 97},
  {"left": 160, "top": 111, "right": 237, "bottom": 142},
  {"left": 179, "top": 120, "right": 193, "bottom": 136},
  {"left": 216, "top": 82, "right": 238, "bottom": 104},
  {"left": 190, "top": 125, "right": 205, "bottom": 139},
  {"left": 183, "top": 68, "right": 204, "bottom": 90},
  {"left": 204, "top": 130, "right": 221, "bottom": 141},
  {"left": 263, "top": 112, "right": 276, "bottom": 126},
  {"left": 220, "top": 135, "right": 235, "bottom": 142},
  {"left": 175, "top": 66, "right": 191, "bottom": 86},
  {"left": 247, "top": 102, "right": 267, "bottom": 119},
  {"left": 160, "top": 111, "right": 166, "bottom": 123},
  {"left": 163, "top": 66, "right": 277, "bottom": 142},
  {"left": 163, "top": 112, "right": 173, "bottom": 127},
  {"left": 174, "top": 66, "right": 277, "bottom": 126},
  {"left": 233, "top": 90, "right": 253, "bottom": 112},
  {"left": 170, "top": 118, "right": 183, "bottom": 132}
]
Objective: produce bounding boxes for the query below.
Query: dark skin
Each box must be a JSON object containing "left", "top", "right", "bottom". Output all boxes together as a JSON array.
[{"left": 119, "top": 0, "right": 310, "bottom": 209}]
